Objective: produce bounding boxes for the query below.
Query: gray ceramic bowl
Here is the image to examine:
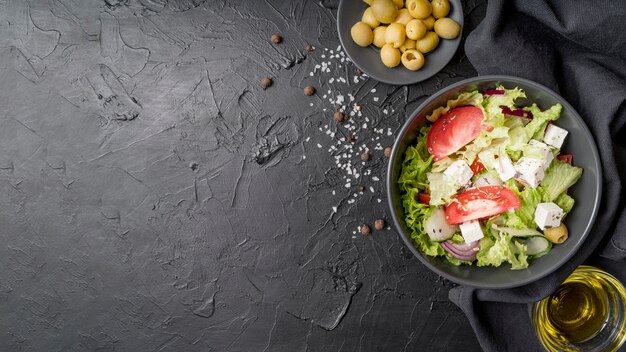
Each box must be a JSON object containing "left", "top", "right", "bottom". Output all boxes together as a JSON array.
[
  {"left": 386, "top": 76, "right": 602, "bottom": 289},
  {"left": 337, "top": 0, "right": 463, "bottom": 85}
]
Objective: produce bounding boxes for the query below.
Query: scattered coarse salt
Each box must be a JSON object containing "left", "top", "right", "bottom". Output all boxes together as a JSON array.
[
  {"left": 373, "top": 97, "right": 379, "bottom": 102},
  {"left": 370, "top": 186, "right": 375, "bottom": 193},
  {"left": 345, "top": 182, "right": 351, "bottom": 188},
  {"left": 372, "top": 176, "right": 380, "bottom": 181},
  {"left": 332, "top": 206, "right": 337, "bottom": 213},
  {"left": 306, "top": 137, "right": 311, "bottom": 142},
  {"left": 317, "top": 143, "right": 322, "bottom": 148},
  {"left": 309, "top": 102, "right": 313, "bottom": 107},
  {"left": 377, "top": 199, "right": 381, "bottom": 203},
  {"left": 371, "top": 88, "right": 376, "bottom": 93},
  {"left": 332, "top": 190, "right": 336, "bottom": 195}
]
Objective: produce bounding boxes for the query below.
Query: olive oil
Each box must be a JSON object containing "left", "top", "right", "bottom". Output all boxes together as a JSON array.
[
  {"left": 546, "top": 281, "right": 608, "bottom": 343},
  {"left": 532, "top": 266, "right": 626, "bottom": 352}
]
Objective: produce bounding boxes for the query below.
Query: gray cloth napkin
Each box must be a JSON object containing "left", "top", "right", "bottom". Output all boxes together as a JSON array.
[{"left": 449, "top": 1, "right": 626, "bottom": 351}]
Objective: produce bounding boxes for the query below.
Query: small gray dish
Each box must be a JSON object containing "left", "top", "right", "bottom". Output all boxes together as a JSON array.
[
  {"left": 386, "top": 76, "right": 602, "bottom": 289},
  {"left": 337, "top": 0, "right": 463, "bottom": 85}
]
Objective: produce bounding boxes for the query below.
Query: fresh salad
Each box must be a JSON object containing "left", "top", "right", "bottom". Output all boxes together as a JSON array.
[{"left": 398, "top": 86, "right": 583, "bottom": 270}]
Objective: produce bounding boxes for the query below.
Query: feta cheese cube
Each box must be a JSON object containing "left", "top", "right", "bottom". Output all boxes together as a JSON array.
[
  {"left": 459, "top": 221, "right": 484, "bottom": 243},
  {"left": 473, "top": 172, "right": 503, "bottom": 187},
  {"left": 493, "top": 154, "right": 516, "bottom": 181},
  {"left": 514, "top": 157, "right": 545, "bottom": 188},
  {"left": 544, "top": 124, "right": 568, "bottom": 149},
  {"left": 528, "top": 139, "right": 554, "bottom": 168},
  {"left": 535, "top": 202, "right": 564, "bottom": 230},
  {"left": 444, "top": 160, "right": 473, "bottom": 186}
]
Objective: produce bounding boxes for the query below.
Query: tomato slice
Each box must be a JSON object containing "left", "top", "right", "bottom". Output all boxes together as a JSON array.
[
  {"left": 445, "top": 186, "right": 521, "bottom": 225},
  {"left": 470, "top": 158, "right": 486, "bottom": 175},
  {"left": 427, "top": 106, "right": 489, "bottom": 161},
  {"left": 557, "top": 154, "right": 573, "bottom": 165},
  {"left": 418, "top": 193, "right": 431, "bottom": 205}
]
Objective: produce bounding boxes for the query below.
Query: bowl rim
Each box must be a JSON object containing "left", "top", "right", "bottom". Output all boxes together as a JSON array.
[
  {"left": 386, "top": 75, "right": 603, "bottom": 289},
  {"left": 336, "top": 0, "right": 464, "bottom": 85}
]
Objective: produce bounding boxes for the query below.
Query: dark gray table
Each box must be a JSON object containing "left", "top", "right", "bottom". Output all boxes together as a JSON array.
[{"left": 0, "top": 1, "right": 486, "bottom": 350}]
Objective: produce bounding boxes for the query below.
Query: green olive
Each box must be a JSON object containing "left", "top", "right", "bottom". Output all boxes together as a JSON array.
[
  {"left": 401, "top": 49, "right": 425, "bottom": 71},
  {"left": 422, "top": 16, "right": 435, "bottom": 30},
  {"left": 434, "top": 17, "right": 461, "bottom": 39},
  {"left": 406, "top": 0, "right": 431, "bottom": 19},
  {"left": 371, "top": 0, "right": 398, "bottom": 24},
  {"left": 362, "top": 7, "right": 380, "bottom": 28},
  {"left": 399, "top": 38, "right": 416, "bottom": 52},
  {"left": 372, "top": 26, "right": 387, "bottom": 48},
  {"left": 431, "top": 0, "right": 450, "bottom": 18},
  {"left": 415, "top": 31, "right": 439, "bottom": 53},
  {"left": 351, "top": 22, "right": 374, "bottom": 47},
  {"left": 405, "top": 19, "right": 426, "bottom": 40},
  {"left": 392, "top": 0, "right": 404, "bottom": 8},
  {"left": 380, "top": 44, "right": 401, "bottom": 67},
  {"left": 385, "top": 23, "right": 406, "bottom": 48},
  {"left": 544, "top": 224, "right": 568, "bottom": 244},
  {"left": 394, "top": 8, "right": 413, "bottom": 25}
]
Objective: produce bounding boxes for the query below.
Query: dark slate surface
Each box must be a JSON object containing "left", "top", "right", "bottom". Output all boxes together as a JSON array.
[{"left": 0, "top": 0, "right": 485, "bottom": 351}]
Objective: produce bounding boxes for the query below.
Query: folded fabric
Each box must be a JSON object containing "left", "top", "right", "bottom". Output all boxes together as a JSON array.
[{"left": 449, "top": 1, "right": 626, "bottom": 351}]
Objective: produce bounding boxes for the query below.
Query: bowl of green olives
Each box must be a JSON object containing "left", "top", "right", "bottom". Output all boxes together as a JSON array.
[{"left": 338, "top": 0, "right": 463, "bottom": 85}]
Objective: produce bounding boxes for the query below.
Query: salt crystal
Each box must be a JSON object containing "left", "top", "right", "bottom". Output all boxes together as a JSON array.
[
  {"left": 370, "top": 186, "right": 375, "bottom": 193},
  {"left": 377, "top": 199, "right": 381, "bottom": 203},
  {"left": 372, "top": 176, "right": 380, "bottom": 181},
  {"left": 317, "top": 143, "right": 322, "bottom": 148},
  {"left": 371, "top": 88, "right": 376, "bottom": 93},
  {"left": 332, "top": 206, "right": 337, "bottom": 213},
  {"left": 373, "top": 97, "right": 379, "bottom": 102}
]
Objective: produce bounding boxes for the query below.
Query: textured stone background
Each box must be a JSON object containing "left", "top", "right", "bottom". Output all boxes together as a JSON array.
[{"left": 0, "top": 0, "right": 486, "bottom": 350}]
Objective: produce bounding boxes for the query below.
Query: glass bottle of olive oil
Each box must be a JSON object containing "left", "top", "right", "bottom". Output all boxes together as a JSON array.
[{"left": 532, "top": 266, "right": 626, "bottom": 352}]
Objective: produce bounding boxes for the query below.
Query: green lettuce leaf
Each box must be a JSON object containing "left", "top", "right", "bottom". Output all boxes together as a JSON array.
[
  {"left": 398, "top": 126, "right": 433, "bottom": 194},
  {"left": 476, "top": 232, "right": 529, "bottom": 270},
  {"left": 504, "top": 187, "right": 546, "bottom": 229},
  {"left": 426, "top": 91, "right": 484, "bottom": 122},
  {"left": 507, "top": 103, "right": 562, "bottom": 152},
  {"left": 555, "top": 192, "right": 575, "bottom": 215},
  {"left": 427, "top": 172, "right": 459, "bottom": 206},
  {"left": 459, "top": 126, "right": 509, "bottom": 165},
  {"left": 540, "top": 159, "right": 583, "bottom": 201},
  {"left": 482, "top": 86, "right": 526, "bottom": 126}
]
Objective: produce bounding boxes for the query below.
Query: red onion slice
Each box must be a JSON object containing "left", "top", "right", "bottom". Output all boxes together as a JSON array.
[
  {"left": 484, "top": 89, "right": 505, "bottom": 95},
  {"left": 501, "top": 106, "right": 533, "bottom": 119},
  {"left": 441, "top": 240, "right": 480, "bottom": 262}
]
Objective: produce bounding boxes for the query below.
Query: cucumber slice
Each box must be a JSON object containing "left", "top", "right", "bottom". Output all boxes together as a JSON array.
[
  {"left": 518, "top": 236, "right": 552, "bottom": 257},
  {"left": 492, "top": 224, "right": 543, "bottom": 237},
  {"left": 424, "top": 207, "right": 459, "bottom": 241}
]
